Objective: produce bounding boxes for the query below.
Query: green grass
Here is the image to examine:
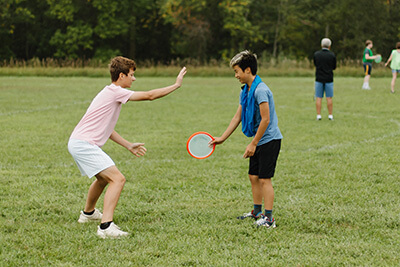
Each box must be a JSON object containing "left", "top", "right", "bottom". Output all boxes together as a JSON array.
[
  {"left": 0, "top": 75, "right": 399, "bottom": 266},
  {"left": 0, "top": 64, "right": 393, "bottom": 78}
]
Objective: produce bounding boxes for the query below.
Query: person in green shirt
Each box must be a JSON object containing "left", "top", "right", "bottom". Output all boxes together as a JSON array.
[
  {"left": 384, "top": 42, "right": 400, "bottom": 93},
  {"left": 362, "top": 40, "right": 381, "bottom": 90}
]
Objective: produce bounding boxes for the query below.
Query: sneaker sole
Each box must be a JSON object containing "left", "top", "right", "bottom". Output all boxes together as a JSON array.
[
  {"left": 256, "top": 222, "right": 277, "bottom": 228},
  {"left": 237, "top": 215, "right": 262, "bottom": 220},
  {"left": 78, "top": 217, "right": 102, "bottom": 223},
  {"left": 97, "top": 231, "right": 129, "bottom": 239}
]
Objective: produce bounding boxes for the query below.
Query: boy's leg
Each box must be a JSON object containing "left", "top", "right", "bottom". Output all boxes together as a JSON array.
[
  {"left": 362, "top": 63, "right": 371, "bottom": 89},
  {"left": 363, "top": 74, "right": 371, "bottom": 89},
  {"left": 95, "top": 166, "right": 126, "bottom": 223},
  {"left": 236, "top": 175, "right": 262, "bottom": 220},
  {"left": 255, "top": 178, "right": 276, "bottom": 228},
  {"left": 249, "top": 174, "right": 263, "bottom": 205},
  {"left": 391, "top": 72, "right": 397, "bottom": 92},
  {"left": 84, "top": 177, "right": 108, "bottom": 213},
  {"left": 259, "top": 178, "right": 274, "bottom": 210}
]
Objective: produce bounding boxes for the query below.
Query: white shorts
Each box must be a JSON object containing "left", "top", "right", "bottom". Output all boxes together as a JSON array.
[{"left": 68, "top": 139, "right": 115, "bottom": 178}]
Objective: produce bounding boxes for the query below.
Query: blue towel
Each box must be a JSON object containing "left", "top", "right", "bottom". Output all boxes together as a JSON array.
[{"left": 240, "top": 75, "right": 262, "bottom": 137}]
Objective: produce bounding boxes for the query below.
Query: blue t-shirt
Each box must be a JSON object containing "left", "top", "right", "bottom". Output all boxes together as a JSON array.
[{"left": 240, "top": 82, "right": 283, "bottom": 146}]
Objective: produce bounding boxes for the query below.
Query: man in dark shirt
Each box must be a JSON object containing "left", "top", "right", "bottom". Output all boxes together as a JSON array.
[{"left": 313, "top": 38, "right": 336, "bottom": 120}]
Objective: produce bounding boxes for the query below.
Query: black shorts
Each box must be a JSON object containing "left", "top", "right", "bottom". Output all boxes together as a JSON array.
[
  {"left": 363, "top": 62, "right": 372, "bottom": 75},
  {"left": 249, "top": 139, "right": 281, "bottom": 179}
]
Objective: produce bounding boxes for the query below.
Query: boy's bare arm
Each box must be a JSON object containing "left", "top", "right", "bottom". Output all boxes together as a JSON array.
[
  {"left": 243, "top": 102, "right": 270, "bottom": 158},
  {"left": 129, "top": 67, "right": 187, "bottom": 101},
  {"left": 210, "top": 105, "right": 242, "bottom": 145},
  {"left": 385, "top": 54, "right": 393, "bottom": 66},
  {"left": 365, "top": 54, "right": 380, "bottom": 60},
  {"left": 109, "top": 130, "right": 146, "bottom": 157}
]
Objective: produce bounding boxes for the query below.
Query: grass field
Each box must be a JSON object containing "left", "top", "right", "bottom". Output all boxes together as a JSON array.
[
  {"left": 0, "top": 74, "right": 399, "bottom": 266},
  {"left": 0, "top": 62, "right": 393, "bottom": 78}
]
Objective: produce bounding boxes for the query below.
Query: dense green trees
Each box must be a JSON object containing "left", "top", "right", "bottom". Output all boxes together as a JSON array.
[{"left": 0, "top": 0, "right": 399, "bottom": 63}]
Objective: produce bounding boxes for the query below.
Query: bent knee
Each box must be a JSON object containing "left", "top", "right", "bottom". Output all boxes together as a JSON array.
[
  {"left": 98, "top": 167, "right": 126, "bottom": 185},
  {"left": 114, "top": 174, "right": 126, "bottom": 185}
]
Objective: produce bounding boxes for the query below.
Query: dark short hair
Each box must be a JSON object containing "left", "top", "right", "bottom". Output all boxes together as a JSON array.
[
  {"left": 365, "top": 40, "right": 373, "bottom": 46},
  {"left": 109, "top": 56, "right": 136, "bottom": 82},
  {"left": 396, "top": 42, "right": 400, "bottom": 49},
  {"left": 230, "top": 50, "right": 258, "bottom": 75}
]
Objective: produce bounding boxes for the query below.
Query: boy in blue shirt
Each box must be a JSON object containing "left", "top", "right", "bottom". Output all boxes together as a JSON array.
[{"left": 209, "top": 51, "right": 282, "bottom": 228}]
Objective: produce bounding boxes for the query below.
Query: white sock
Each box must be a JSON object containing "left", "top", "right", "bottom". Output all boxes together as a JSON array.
[{"left": 328, "top": 114, "right": 333, "bottom": 120}]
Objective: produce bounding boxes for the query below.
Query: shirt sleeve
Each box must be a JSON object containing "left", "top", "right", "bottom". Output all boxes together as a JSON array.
[
  {"left": 115, "top": 88, "right": 134, "bottom": 103},
  {"left": 254, "top": 84, "right": 269, "bottom": 105}
]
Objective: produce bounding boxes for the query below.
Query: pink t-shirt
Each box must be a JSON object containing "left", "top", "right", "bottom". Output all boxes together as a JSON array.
[{"left": 70, "top": 84, "right": 134, "bottom": 147}]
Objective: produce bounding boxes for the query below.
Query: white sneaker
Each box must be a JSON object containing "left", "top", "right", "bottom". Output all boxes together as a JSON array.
[
  {"left": 316, "top": 115, "right": 322, "bottom": 121},
  {"left": 97, "top": 222, "right": 129, "bottom": 239},
  {"left": 78, "top": 208, "right": 102, "bottom": 223},
  {"left": 328, "top": 115, "right": 334, "bottom": 121},
  {"left": 255, "top": 215, "right": 276, "bottom": 228}
]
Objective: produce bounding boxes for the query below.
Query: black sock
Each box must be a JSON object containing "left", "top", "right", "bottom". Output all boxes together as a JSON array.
[
  {"left": 253, "top": 204, "right": 262, "bottom": 215},
  {"left": 83, "top": 209, "right": 95, "bottom": 216},
  {"left": 265, "top": 209, "right": 273, "bottom": 220},
  {"left": 100, "top": 221, "right": 112, "bottom": 230}
]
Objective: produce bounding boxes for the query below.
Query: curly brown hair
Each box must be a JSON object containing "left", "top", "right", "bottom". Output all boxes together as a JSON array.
[{"left": 109, "top": 56, "right": 137, "bottom": 82}]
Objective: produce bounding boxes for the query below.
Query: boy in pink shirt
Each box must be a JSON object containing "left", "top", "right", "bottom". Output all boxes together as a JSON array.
[{"left": 68, "top": 56, "right": 187, "bottom": 238}]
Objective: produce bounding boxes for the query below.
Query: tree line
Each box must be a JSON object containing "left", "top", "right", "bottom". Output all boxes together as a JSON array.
[{"left": 1, "top": 0, "right": 399, "bottom": 65}]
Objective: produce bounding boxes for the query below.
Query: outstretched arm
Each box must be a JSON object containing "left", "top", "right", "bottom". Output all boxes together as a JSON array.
[
  {"left": 385, "top": 54, "right": 393, "bottom": 67},
  {"left": 209, "top": 105, "right": 242, "bottom": 146},
  {"left": 129, "top": 67, "right": 187, "bottom": 101},
  {"left": 109, "top": 130, "right": 147, "bottom": 157}
]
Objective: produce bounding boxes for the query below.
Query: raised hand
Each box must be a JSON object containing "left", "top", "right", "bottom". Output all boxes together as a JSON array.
[{"left": 175, "top": 67, "right": 187, "bottom": 87}]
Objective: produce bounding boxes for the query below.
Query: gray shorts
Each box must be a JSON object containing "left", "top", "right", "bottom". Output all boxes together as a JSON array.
[{"left": 68, "top": 139, "right": 115, "bottom": 178}]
